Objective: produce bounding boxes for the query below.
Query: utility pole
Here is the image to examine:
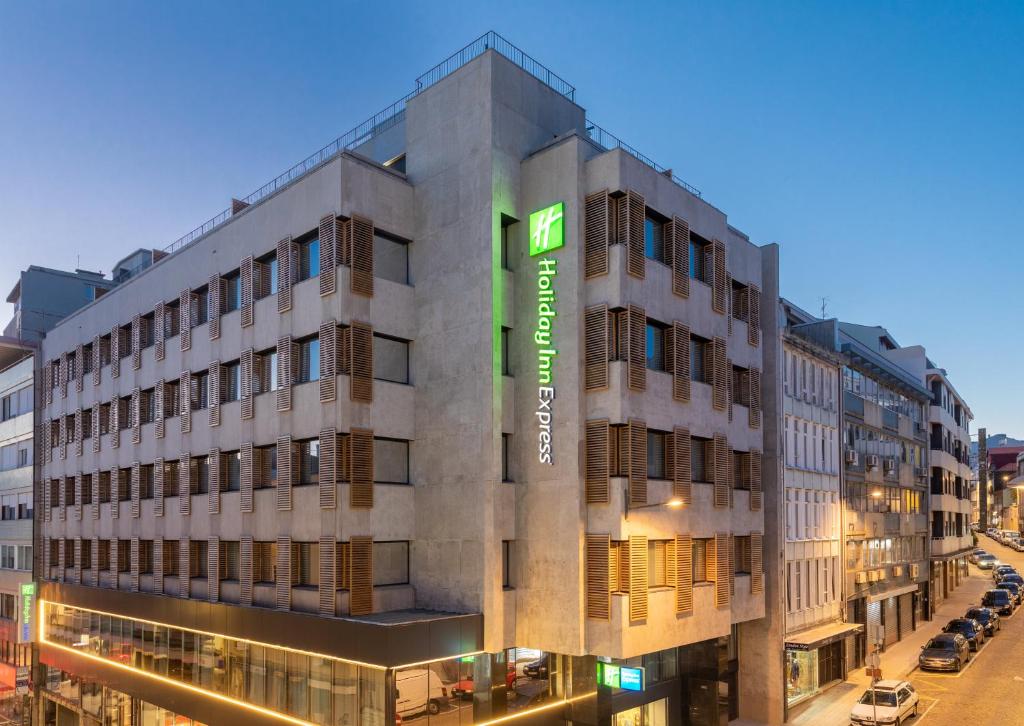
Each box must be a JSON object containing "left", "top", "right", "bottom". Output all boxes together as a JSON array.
[{"left": 979, "top": 428, "right": 988, "bottom": 531}]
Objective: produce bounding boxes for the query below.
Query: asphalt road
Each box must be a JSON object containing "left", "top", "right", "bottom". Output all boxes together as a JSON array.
[{"left": 911, "top": 536, "right": 1024, "bottom": 725}]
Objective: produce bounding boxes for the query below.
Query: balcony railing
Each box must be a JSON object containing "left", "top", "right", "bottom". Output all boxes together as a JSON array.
[{"left": 584, "top": 121, "right": 702, "bottom": 198}]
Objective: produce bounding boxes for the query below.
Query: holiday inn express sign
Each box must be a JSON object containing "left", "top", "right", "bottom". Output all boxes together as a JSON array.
[{"left": 530, "top": 201, "right": 564, "bottom": 465}]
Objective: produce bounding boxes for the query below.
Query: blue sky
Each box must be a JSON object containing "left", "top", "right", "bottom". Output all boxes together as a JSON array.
[{"left": 1, "top": 1, "right": 1021, "bottom": 434}]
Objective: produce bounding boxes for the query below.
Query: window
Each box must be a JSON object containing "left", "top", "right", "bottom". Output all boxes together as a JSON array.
[
  {"left": 190, "top": 370, "right": 209, "bottom": 410},
  {"left": 647, "top": 431, "right": 667, "bottom": 479},
  {"left": 1, "top": 386, "right": 31, "bottom": 421},
  {"left": 298, "top": 236, "right": 320, "bottom": 281},
  {"left": 222, "top": 451, "right": 241, "bottom": 492},
  {"left": 644, "top": 215, "right": 665, "bottom": 263},
  {"left": 291, "top": 542, "right": 319, "bottom": 587},
  {"left": 648, "top": 540, "right": 669, "bottom": 587},
  {"left": 501, "top": 328, "right": 512, "bottom": 376},
  {"left": 191, "top": 287, "right": 209, "bottom": 326},
  {"left": 502, "top": 433, "right": 512, "bottom": 482},
  {"left": 374, "top": 438, "right": 409, "bottom": 484},
  {"left": 222, "top": 361, "right": 241, "bottom": 403},
  {"left": 254, "top": 542, "right": 276, "bottom": 583},
  {"left": 254, "top": 348, "right": 277, "bottom": 394},
  {"left": 17, "top": 545, "right": 32, "bottom": 571},
  {"left": 373, "top": 541, "right": 409, "bottom": 586},
  {"left": 189, "top": 541, "right": 208, "bottom": 578},
  {"left": 98, "top": 472, "right": 111, "bottom": 503},
  {"left": 296, "top": 338, "right": 320, "bottom": 384},
  {"left": 117, "top": 540, "right": 130, "bottom": 573},
  {"left": 298, "top": 440, "right": 319, "bottom": 485},
  {"left": 500, "top": 217, "right": 516, "bottom": 271},
  {"left": 502, "top": 540, "right": 513, "bottom": 588},
  {"left": 191, "top": 456, "right": 209, "bottom": 495},
  {"left": 220, "top": 541, "right": 240, "bottom": 581},
  {"left": 17, "top": 493, "right": 31, "bottom": 520},
  {"left": 374, "top": 334, "right": 410, "bottom": 384},
  {"left": 139, "top": 540, "right": 154, "bottom": 574},
  {"left": 692, "top": 539, "right": 710, "bottom": 583},
  {"left": 140, "top": 465, "right": 154, "bottom": 499},
  {"left": 646, "top": 322, "right": 666, "bottom": 371},
  {"left": 375, "top": 232, "right": 409, "bottom": 285},
  {"left": 117, "top": 469, "right": 130, "bottom": 501},
  {"left": 223, "top": 272, "right": 241, "bottom": 313},
  {"left": 691, "top": 335, "right": 710, "bottom": 383},
  {"left": 690, "top": 233, "right": 712, "bottom": 283},
  {"left": 98, "top": 541, "right": 110, "bottom": 571},
  {"left": 734, "top": 536, "right": 751, "bottom": 574},
  {"left": 163, "top": 540, "right": 179, "bottom": 576},
  {"left": 254, "top": 445, "right": 277, "bottom": 489},
  {"left": 163, "top": 461, "right": 179, "bottom": 498},
  {"left": 691, "top": 436, "right": 710, "bottom": 482}
]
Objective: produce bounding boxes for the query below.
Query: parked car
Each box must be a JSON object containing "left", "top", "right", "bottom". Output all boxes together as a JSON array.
[
  {"left": 982, "top": 588, "right": 1015, "bottom": 616},
  {"left": 965, "top": 606, "right": 1001, "bottom": 636},
  {"left": 395, "top": 669, "right": 450, "bottom": 717},
  {"left": 996, "top": 581, "right": 1023, "bottom": 605},
  {"left": 1011, "top": 541, "right": 1024, "bottom": 552},
  {"left": 523, "top": 655, "right": 548, "bottom": 679},
  {"left": 943, "top": 618, "right": 986, "bottom": 651},
  {"left": 970, "top": 549, "right": 988, "bottom": 564},
  {"left": 992, "top": 564, "right": 1015, "bottom": 580},
  {"left": 977, "top": 554, "right": 999, "bottom": 570},
  {"left": 918, "top": 633, "right": 970, "bottom": 672},
  {"left": 451, "top": 667, "right": 518, "bottom": 700},
  {"left": 999, "top": 573, "right": 1024, "bottom": 587},
  {"left": 850, "top": 680, "right": 919, "bottom": 726}
]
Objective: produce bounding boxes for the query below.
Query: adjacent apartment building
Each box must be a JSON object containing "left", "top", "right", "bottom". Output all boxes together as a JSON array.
[{"left": 35, "top": 33, "right": 777, "bottom": 726}]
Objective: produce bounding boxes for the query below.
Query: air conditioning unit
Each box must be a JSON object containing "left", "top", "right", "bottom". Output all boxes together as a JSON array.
[
  {"left": 845, "top": 449, "right": 859, "bottom": 465},
  {"left": 855, "top": 571, "right": 869, "bottom": 584},
  {"left": 910, "top": 564, "right": 920, "bottom": 579},
  {"left": 884, "top": 458, "right": 896, "bottom": 473},
  {"left": 868, "top": 570, "right": 880, "bottom": 582},
  {"left": 892, "top": 566, "right": 903, "bottom": 578},
  {"left": 866, "top": 454, "right": 880, "bottom": 469},
  {"left": 876, "top": 569, "right": 887, "bottom": 581}
]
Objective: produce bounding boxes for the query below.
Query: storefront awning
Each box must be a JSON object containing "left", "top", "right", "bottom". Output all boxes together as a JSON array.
[
  {"left": 1008, "top": 475, "right": 1024, "bottom": 488},
  {"left": 867, "top": 583, "right": 919, "bottom": 603},
  {"left": 785, "top": 621, "right": 864, "bottom": 651}
]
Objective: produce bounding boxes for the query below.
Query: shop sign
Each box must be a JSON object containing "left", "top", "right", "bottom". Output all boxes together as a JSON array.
[
  {"left": 19, "top": 583, "right": 34, "bottom": 642},
  {"left": 529, "top": 201, "right": 564, "bottom": 465},
  {"left": 597, "top": 662, "right": 645, "bottom": 692}
]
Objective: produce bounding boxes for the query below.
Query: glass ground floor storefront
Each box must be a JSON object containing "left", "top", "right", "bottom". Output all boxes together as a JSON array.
[
  {"left": 783, "top": 619, "right": 863, "bottom": 717},
  {"left": 40, "top": 670, "right": 208, "bottom": 726}
]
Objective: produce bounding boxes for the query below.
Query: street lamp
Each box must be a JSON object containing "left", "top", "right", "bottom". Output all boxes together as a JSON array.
[{"left": 624, "top": 493, "right": 684, "bottom": 519}]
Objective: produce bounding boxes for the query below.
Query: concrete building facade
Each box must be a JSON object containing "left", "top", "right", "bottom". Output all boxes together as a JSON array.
[{"left": 35, "top": 34, "right": 778, "bottom": 726}]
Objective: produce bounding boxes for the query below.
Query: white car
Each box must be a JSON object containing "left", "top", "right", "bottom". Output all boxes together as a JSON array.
[{"left": 850, "top": 680, "right": 919, "bottom": 726}]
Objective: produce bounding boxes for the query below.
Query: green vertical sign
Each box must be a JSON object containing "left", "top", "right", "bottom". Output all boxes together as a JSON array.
[{"left": 529, "top": 202, "right": 565, "bottom": 256}]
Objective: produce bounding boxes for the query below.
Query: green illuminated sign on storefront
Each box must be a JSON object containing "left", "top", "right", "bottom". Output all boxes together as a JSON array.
[{"left": 531, "top": 202, "right": 565, "bottom": 465}]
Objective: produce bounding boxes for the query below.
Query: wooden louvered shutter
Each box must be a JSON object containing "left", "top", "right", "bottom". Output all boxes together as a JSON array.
[
  {"left": 750, "top": 449, "right": 762, "bottom": 511},
  {"left": 59, "top": 352, "right": 68, "bottom": 397},
  {"left": 628, "top": 419, "right": 647, "bottom": 506},
  {"left": 748, "top": 284, "right": 761, "bottom": 346},
  {"left": 751, "top": 532, "right": 764, "bottom": 594},
  {"left": 672, "top": 322, "right": 691, "bottom": 402},
  {"left": 179, "top": 289, "right": 192, "bottom": 350},
  {"left": 209, "top": 449, "right": 221, "bottom": 514},
  {"left": 673, "top": 427, "right": 692, "bottom": 504},
  {"left": 585, "top": 534, "right": 611, "bottom": 619},
  {"left": 131, "top": 462, "right": 140, "bottom": 518},
  {"left": 319, "top": 214, "right": 337, "bottom": 295},
  {"left": 319, "top": 428, "right": 336, "bottom": 509},
  {"left": 628, "top": 535, "right": 648, "bottom": 621},
  {"left": 130, "top": 538, "right": 139, "bottom": 592},
  {"left": 675, "top": 534, "right": 693, "bottom": 614},
  {"left": 58, "top": 416, "right": 67, "bottom": 460},
  {"left": 277, "top": 238, "right": 293, "bottom": 312},
  {"left": 154, "top": 302, "right": 166, "bottom": 360},
  {"left": 208, "top": 361, "right": 221, "bottom": 427},
  {"left": 584, "top": 190, "right": 609, "bottom": 278},
  {"left": 91, "top": 405, "right": 101, "bottom": 453},
  {"left": 320, "top": 322, "right": 337, "bottom": 402},
  {"left": 209, "top": 274, "right": 222, "bottom": 340},
  {"left": 276, "top": 336, "right": 292, "bottom": 411},
  {"left": 350, "top": 215, "right": 374, "bottom": 297},
  {"left": 153, "top": 458, "right": 164, "bottom": 516},
  {"left": 713, "top": 434, "right": 730, "bottom": 508},
  {"left": 350, "top": 428, "right": 374, "bottom": 508},
  {"left": 74, "top": 475, "right": 82, "bottom": 520},
  {"left": 238, "top": 442, "right": 253, "bottom": 513},
  {"left": 131, "top": 388, "right": 141, "bottom": 444},
  {"left": 153, "top": 539, "right": 164, "bottom": 594},
  {"left": 178, "top": 538, "right": 190, "bottom": 598},
  {"left": 350, "top": 322, "right": 373, "bottom": 402},
  {"left": 239, "top": 537, "right": 253, "bottom": 606},
  {"left": 712, "top": 240, "right": 727, "bottom": 314},
  {"left": 714, "top": 533, "right": 730, "bottom": 607},
  {"left": 625, "top": 190, "right": 645, "bottom": 279},
  {"left": 43, "top": 361, "right": 52, "bottom": 404},
  {"left": 58, "top": 476, "right": 66, "bottom": 521},
  {"left": 153, "top": 380, "right": 165, "bottom": 438},
  {"left": 91, "top": 538, "right": 99, "bottom": 584},
  {"left": 749, "top": 368, "right": 762, "bottom": 429},
  {"left": 92, "top": 470, "right": 100, "bottom": 519},
  {"left": 75, "top": 344, "right": 84, "bottom": 391},
  {"left": 672, "top": 215, "right": 690, "bottom": 297},
  {"left": 585, "top": 420, "right": 610, "bottom": 504},
  {"left": 627, "top": 304, "right": 646, "bottom": 391},
  {"left": 319, "top": 535, "right": 336, "bottom": 616},
  {"left": 130, "top": 314, "right": 141, "bottom": 370},
  {"left": 179, "top": 371, "right": 191, "bottom": 433},
  {"left": 349, "top": 536, "right": 373, "bottom": 615},
  {"left": 276, "top": 536, "right": 291, "bottom": 610},
  {"left": 240, "top": 256, "right": 254, "bottom": 327},
  {"left": 208, "top": 537, "right": 220, "bottom": 602},
  {"left": 712, "top": 337, "right": 727, "bottom": 411},
  {"left": 109, "top": 470, "right": 120, "bottom": 518},
  {"left": 240, "top": 349, "right": 254, "bottom": 419},
  {"left": 277, "top": 436, "right": 293, "bottom": 511},
  {"left": 335, "top": 218, "right": 350, "bottom": 266},
  {"left": 74, "top": 410, "right": 83, "bottom": 456},
  {"left": 584, "top": 305, "right": 608, "bottom": 391},
  {"left": 109, "top": 398, "right": 120, "bottom": 449},
  {"left": 179, "top": 456, "right": 191, "bottom": 516}
]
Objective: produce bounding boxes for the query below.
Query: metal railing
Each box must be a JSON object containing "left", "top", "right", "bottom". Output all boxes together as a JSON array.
[{"left": 585, "top": 121, "right": 702, "bottom": 198}]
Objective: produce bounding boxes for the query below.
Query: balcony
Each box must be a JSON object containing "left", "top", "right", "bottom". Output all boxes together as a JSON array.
[{"left": 844, "top": 391, "right": 864, "bottom": 418}]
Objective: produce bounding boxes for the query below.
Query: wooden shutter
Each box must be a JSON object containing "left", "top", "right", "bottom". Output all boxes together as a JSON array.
[
  {"left": 74, "top": 410, "right": 83, "bottom": 456},
  {"left": 585, "top": 420, "right": 610, "bottom": 504},
  {"left": 179, "top": 538, "right": 190, "bottom": 598},
  {"left": 240, "top": 349, "right": 254, "bottom": 419},
  {"left": 131, "top": 388, "right": 141, "bottom": 444},
  {"left": 131, "top": 462, "right": 140, "bottom": 518},
  {"left": 239, "top": 442, "right": 254, "bottom": 513},
  {"left": 349, "top": 536, "right": 373, "bottom": 615},
  {"left": 748, "top": 284, "right": 761, "bottom": 346},
  {"left": 319, "top": 214, "right": 337, "bottom": 296},
  {"left": 130, "top": 314, "right": 141, "bottom": 369},
  {"left": 712, "top": 239, "right": 727, "bottom": 314},
  {"left": 59, "top": 352, "right": 68, "bottom": 397},
  {"left": 628, "top": 535, "right": 648, "bottom": 621},
  {"left": 729, "top": 535, "right": 737, "bottom": 596},
  {"left": 73, "top": 474, "right": 82, "bottom": 520},
  {"left": 58, "top": 476, "right": 66, "bottom": 521},
  {"left": 320, "top": 322, "right": 337, "bottom": 402},
  {"left": 671, "top": 215, "right": 690, "bottom": 297},
  {"left": 153, "top": 539, "right": 164, "bottom": 594},
  {"left": 673, "top": 427, "right": 692, "bottom": 504},
  {"left": 240, "top": 256, "right": 254, "bottom": 327},
  {"left": 627, "top": 304, "right": 646, "bottom": 391},
  {"left": 350, "top": 322, "right": 373, "bottom": 402},
  {"left": 585, "top": 534, "right": 611, "bottom": 619},
  {"left": 628, "top": 419, "right": 647, "bottom": 506},
  {"left": 584, "top": 190, "right": 609, "bottom": 278},
  {"left": 277, "top": 436, "right": 293, "bottom": 511},
  {"left": 154, "top": 301, "right": 166, "bottom": 360},
  {"left": 350, "top": 428, "right": 374, "bottom": 508},
  {"left": 675, "top": 534, "right": 693, "bottom": 614},
  {"left": 319, "top": 428, "right": 337, "bottom": 509},
  {"left": 75, "top": 344, "right": 85, "bottom": 391},
  {"left": 130, "top": 538, "right": 139, "bottom": 592},
  {"left": 625, "top": 190, "right": 645, "bottom": 279},
  {"left": 209, "top": 448, "right": 221, "bottom": 515},
  {"left": 712, "top": 337, "right": 727, "bottom": 411},
  {"left": 276, "top": 336, "right": 292, "bottom": 411},
  {"left": 179, "top": 371, "right": 191, "bottom": 433},
  {"left": 153, "top": 458, "right": 164, "bottom": 517},
  {"left": 277, "top": 237, "right": 293, "bottom": 312},
  {"left": 154, "top": 380, "right": 165, "bottom": 438},
  {"left": 91, "top": 405, "right": 101, "bottom": 453},
  {"left": 584, "top": 305, "right": 608, "bottom": 391},
  {"left": 179, "top": 289, "right": 192, "bottom": 350},
  {"left": 91, "top": 538, "right": 100, "bottom": 584},
  {"left": 350, "top": 215, "right": 374, "bottom": 297},
  {"left": 276, "top": 536, "right": 292, "bottom": 609},
  {"left": 319, "top": 535, "right": 336, "bottom": 615},
  {"left": 714, "top": 532, "right": 730, "bottom": 607},
  {"left": 208, "top": 361, "right": 221, "bottom": 427},
  {"left": 239, "top": 537, "right": 253, "bottom": 606},
  {"left": 672, "top": 322, "right": 691, "bottom": 402},
  {"left": 749, "top": 367, "right": 761, "bottom": 429},
  {"left": 208, "top": 537, "right": 220, "bottom": 602},
  {"left": 92, "top": 470, "right": 100, "bottom": 519},
  {"left": 208, "top": 274, "right": 222, "bottom": 340},
  {"left": 43, "top": 361, "right": 52, "bottom": 403},
  {"left": 109, "top": 397, "right": 120, "bottom": 449},
  {"left": 713, "top": 434, "right": 730, "bottom": 508},
  {"left": 750, "top": 449, "right": 762, "bottom": 511},
  {"left": 179, "top": 456, "right": 191, "bottom": 516},
  {"left": 751, "top": 532, "right": 763, "bottom": 594}
]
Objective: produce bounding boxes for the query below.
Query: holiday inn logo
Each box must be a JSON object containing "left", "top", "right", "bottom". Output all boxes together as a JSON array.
[{"left": 529, "top": 201, "right": 565, "bottom": 256}]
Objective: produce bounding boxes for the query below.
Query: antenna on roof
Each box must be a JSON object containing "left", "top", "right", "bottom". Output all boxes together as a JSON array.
[{"left": 820, "top": 296, "right": 829, "bottom": 319}]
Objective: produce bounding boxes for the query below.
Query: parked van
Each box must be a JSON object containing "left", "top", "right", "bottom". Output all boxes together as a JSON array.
[{"left": 395, "top": 669, "right": 449, "bottom": 717}]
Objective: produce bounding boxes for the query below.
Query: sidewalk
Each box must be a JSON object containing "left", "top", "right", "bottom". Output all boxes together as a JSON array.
[{"left": 782, "top": 567, "right": 991, "bottom": 726}]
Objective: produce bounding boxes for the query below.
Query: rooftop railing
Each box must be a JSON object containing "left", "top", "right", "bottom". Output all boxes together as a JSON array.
[{"left": 585, "top": 121, "right": 702, "bottom": 198}]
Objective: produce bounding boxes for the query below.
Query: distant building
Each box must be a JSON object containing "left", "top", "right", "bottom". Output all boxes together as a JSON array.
[
  {"left": 110, "top": 249, "right": 168, "bottom": 285},
  {"left": 988, "top": 446, "right": 1024, "bottom": 529},
  {"left": 4, "top": 267, "right": 115, "bottom": 344}
]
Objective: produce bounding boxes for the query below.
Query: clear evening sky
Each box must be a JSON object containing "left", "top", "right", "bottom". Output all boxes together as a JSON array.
[{"left": 1, "top": 2, "right": 1020, "bottom": 435}]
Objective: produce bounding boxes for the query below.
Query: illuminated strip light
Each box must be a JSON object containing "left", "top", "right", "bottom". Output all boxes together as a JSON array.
[
  {"left": 474, "top": 691, "right": 596, "bottom": 726},
  {"left": 391, "top": 650, "right": 485, "bottom": 670}
]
